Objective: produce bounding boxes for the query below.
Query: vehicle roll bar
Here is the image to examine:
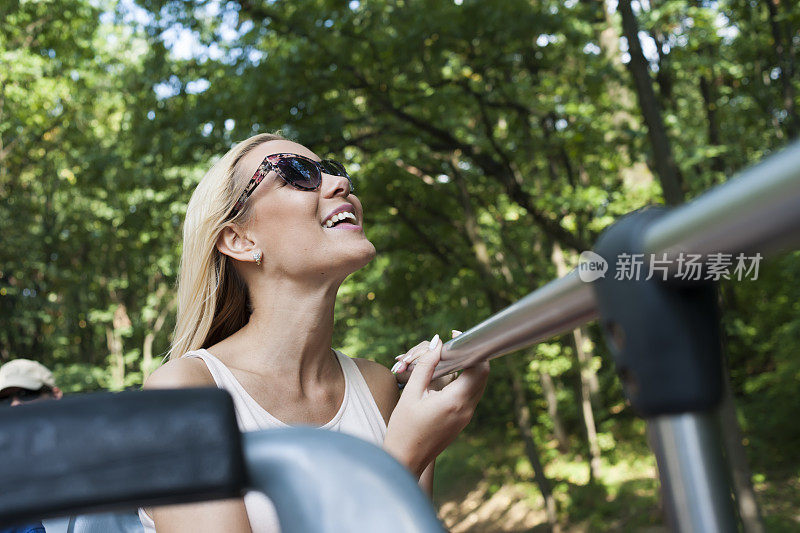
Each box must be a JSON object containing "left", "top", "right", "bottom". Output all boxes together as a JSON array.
[
  {"left": 433, "top": 140, "right": 800, "bottom": 378},
  {"left": 422, "top": 140, "right": 800, "bottom": 532}
]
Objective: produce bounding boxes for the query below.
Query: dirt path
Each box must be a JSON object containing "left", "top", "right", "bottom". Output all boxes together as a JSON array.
[{"left": 438, "top": 480, "right": 548, "bottom": 532}]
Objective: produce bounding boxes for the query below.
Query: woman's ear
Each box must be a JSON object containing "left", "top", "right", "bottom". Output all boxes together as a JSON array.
[{"left": 216, "top": 224, "right": 257, "bottom": 263}]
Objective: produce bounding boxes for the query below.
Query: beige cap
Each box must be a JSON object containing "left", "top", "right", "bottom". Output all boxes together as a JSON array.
[{"left": 0, "top": 359, "right": 56, "bottom": 393}]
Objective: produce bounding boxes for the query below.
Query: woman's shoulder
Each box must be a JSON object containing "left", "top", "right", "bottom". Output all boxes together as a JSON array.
[
  {"left": 350, "top": 356, "right": 400, "bottom": 424},
  {"left": 143, "top": 352, "right": 216, "bottom": 390},
  {"left": 351, "top": 357, "right": 396, "bottom": 387}
]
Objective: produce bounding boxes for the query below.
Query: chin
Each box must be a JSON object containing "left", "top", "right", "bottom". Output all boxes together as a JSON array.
[
  {"left": 316, "top": 238, "right": 376, "bottom": 280},
  {"left": 347, "top": 240, "right": 377, "bottom": 272}
]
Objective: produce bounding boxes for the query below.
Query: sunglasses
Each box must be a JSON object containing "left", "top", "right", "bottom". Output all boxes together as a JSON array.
[
  {"left": 0, "top": 387, "right": 51, "bottom": 406},
  {"left": 230, "top": 153, "right": 354, "bottom": 217}
]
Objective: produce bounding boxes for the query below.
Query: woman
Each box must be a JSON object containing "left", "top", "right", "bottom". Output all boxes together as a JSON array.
[{"left": 139, "top": 133, "right": 490, "bottom": 532}]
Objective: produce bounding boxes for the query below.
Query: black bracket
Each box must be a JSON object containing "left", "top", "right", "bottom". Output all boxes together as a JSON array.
[
  {"left": 591, "top": 207, "right": 723, "bottom": 417},
  {"left": 0, "top": 388, "right": 246, "bottom": 527}
]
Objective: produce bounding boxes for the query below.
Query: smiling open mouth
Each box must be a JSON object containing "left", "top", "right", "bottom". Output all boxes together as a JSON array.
[{"left": 323, "top": 211, "right": 358, "bottom": 228}]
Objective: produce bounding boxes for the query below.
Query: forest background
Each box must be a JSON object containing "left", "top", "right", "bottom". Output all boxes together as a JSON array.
[{"left": 2, "top": 0, "right": 799, "bottom": 530}]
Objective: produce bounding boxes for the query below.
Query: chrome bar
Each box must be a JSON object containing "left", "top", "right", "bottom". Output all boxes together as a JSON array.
[
  {"left": 405, "top": 142, "right": 800, "bottom": 533},
  {"left": 431, "top": 270, "right": 597, "bottom": 378},
  {"left": 419, "top": 140, "right": 800, "bottom": 379},
  {"left": 648, "top": 412, "right": 737, "bottom": 532},
  {"left": 644, "top": 141, "right": 800, "bottom": 259}
]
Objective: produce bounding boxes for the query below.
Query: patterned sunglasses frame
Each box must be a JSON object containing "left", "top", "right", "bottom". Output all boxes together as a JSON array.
[{"left": 230, "top": 153, "right": 354, "bottom": 217}]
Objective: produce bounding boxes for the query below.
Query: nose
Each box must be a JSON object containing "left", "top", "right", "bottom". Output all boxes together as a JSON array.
[{"left": 321, "top": 172, "right": 352, "bottom": 198}]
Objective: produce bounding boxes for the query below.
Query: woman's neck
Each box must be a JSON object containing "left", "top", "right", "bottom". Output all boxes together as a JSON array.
[{"left": 216, "top": 277, "right": 341, "bottom": 390}]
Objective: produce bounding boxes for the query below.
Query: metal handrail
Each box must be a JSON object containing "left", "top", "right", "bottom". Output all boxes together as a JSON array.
[
  {"left": 416, "top": 139, "right": 800, "bottom": 532},
  {"left": 433, "top": 140, "right": 800, "bottom": 379}
]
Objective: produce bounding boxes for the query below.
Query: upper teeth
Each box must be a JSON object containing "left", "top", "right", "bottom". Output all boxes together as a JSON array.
[{"left": 324, "top": 211, "right": 356, "bottom": 228}]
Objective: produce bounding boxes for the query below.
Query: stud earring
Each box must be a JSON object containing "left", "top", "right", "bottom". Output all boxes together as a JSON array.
[{"left": 253, "top": 250, "right": 262, "bottom": 266}]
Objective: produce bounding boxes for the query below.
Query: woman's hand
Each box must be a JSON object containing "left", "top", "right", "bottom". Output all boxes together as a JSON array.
[
  {"left": 391, "top": 330, "right": 463, "bottom": 390},
  {"left": 383, "top": 332, "right": 490, "bottom": 477}
]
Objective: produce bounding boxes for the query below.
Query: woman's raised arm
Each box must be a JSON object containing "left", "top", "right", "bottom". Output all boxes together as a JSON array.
[{"left": 383, "top": 335, "right": 490, "bottom": 478}]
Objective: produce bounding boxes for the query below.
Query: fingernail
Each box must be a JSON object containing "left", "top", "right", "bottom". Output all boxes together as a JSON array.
[
  {"left": 395, "top": 353, "right": 404, "bottom": 360},
  {"left": 391, "top": 362, "right": 401, "bottom": 373},
  {"left": 429, "top": 334, "right": 440, "bottom": 350},
  {"left": 451, "top": 329, "right": 463, "bottom": 337},
  {"left": 402, "top": 353, "right": 414, "bottom": 363}
]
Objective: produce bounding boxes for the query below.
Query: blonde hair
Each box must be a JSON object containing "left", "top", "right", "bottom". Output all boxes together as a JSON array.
[{"left": 169, "top": 133, "right": 286, "bottom": 359}]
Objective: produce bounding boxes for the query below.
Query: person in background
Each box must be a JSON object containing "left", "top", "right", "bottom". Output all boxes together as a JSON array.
[
  {"left": 0, "top": 359, "right": 64, "bottom": 533},
  {"left": 0, "top": 359, "right": 62, "bottom": 407}
]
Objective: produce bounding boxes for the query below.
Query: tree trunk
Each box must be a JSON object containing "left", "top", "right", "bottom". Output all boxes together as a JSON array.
[
  {"left": 450, "top": 156, "right": 560, "bottom": 528},
  {"left": 617, "top": 0, "right": 685, "bottom": 204},
  {"left": 650, "top": 28, "right": 675, "bottom": 110},
  {"left": 599, "top": 0, "right": 622, "bottom": 63},
  {"left": 107, "top": 302, "right": 131, "bottom": 390},
  {"left": 699, "top": 74, "right": 726, "bottom": 175},
  {"left": 765, "top": 0, "right": 799, "bottom": 138},
  {"left": 718, "top": 293, "right": 765, "bottom": 533},
  {"left": 142, "top": 296, "right": 174, "bottom": 381},
  {"left": 719, "top": 374, "right": 765, "bottom": 533},
  {"left": 106, "top": 329, "right": 124, "bottom": 390},
  {"left": 551, "top": 244, "right": 600, "bottom": 400},
  {"left": 539, "top": 370, "right": 569, "bottom": 453},
  {"left": 507, "top": 360, "right": 560, "bottom": 532},
  {"left": 551, "top": 243, "right": 602, "bottom": 479},
  {"left": 572, "top": 328, "right": 602, "bottom": 481},
  {"left": 573, "top": 327, "right": 599, "bottom": 396}
]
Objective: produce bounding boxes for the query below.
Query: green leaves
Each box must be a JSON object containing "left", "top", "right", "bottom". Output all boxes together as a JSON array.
[{"left": 3, "top": 0, "right": 800, "bottom": 525}]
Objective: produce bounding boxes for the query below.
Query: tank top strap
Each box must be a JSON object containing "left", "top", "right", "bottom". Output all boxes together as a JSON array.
[
  {"left": 181, "top": 349, "right": 282, "bottom": 431},
  {"left": 334, "top": 350, "right": 364, "bottom": 387},
  {"left": 182, "top": 349, "right": 245, "bottom": 391},
  {"left": 333, "top": 350, "right": 388, "bottom": 436}
]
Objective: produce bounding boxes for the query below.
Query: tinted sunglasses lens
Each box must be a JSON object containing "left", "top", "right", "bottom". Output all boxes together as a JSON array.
[
  {"left": 276, "top": 157, "right": 320, "bottom": 189},
  {"left": 320, "top": 159, "right": 348, "bottom": 176},
  {"left": 321, "top": 160, "right": 355, "bottom": 192}
]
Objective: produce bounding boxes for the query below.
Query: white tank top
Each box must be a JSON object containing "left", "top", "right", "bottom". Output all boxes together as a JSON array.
[{"left": 139, "top": 348, "right": 388, "bottom": 532}]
